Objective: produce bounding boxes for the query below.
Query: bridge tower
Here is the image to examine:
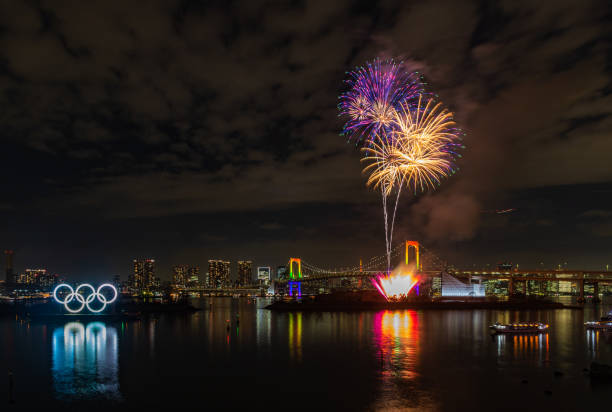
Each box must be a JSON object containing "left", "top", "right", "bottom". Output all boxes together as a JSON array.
[
  {"left": 289, "top": 258, "right": 302, "bottom": 279},
  {"left": 405, "top": 241, "right": 420, "bottom": 271},
  {"left": 288, "top": 258, "right": 302, "bottom": 297}
]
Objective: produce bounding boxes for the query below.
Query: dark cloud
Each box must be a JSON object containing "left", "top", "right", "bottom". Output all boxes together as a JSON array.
[{"left": 0, "top": 0, "right": 611, "bottom": 278}]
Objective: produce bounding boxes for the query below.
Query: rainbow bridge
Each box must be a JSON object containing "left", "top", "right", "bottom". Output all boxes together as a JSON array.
[{"left": 278, "top": 241, "right": 612, "bottom": 300}]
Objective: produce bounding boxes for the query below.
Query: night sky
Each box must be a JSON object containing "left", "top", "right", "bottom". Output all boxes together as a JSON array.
[{"left": 1, "top": 1, "right": 611, "bottom": 281}]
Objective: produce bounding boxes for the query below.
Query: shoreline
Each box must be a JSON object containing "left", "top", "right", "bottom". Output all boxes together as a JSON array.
[{"left": 265, "top": 300, "right": 576, "bottom": 311}]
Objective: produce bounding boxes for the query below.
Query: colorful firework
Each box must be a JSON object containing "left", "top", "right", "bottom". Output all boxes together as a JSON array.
[
  {"left": 371, "top": 265, "right": 420, "bottom": 301},
  {"left": 338, "top": 58, "right": 423, "bottom": 145},
  {"left": 361, "top": 95, "right": 463, "bottom": 194}
]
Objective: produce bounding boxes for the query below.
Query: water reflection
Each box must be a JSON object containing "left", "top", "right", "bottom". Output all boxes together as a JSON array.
[
  {"left": 372, "top": 310, "right": 434, "bottom": 410},
  {"left": 586, "top": 329, "right": 600, "bottom": 357},
  {"left": 494, "top": 333, "right": 550, "bottom": 364},
  {"left": 288, "top": 312, "right": 302, "bottom": 363},
  {"left": 374, "top": 310, "right": 419, "bottom": 379},
  {"left": 52, "top": 322, "right": 120, "bottom": 401}
]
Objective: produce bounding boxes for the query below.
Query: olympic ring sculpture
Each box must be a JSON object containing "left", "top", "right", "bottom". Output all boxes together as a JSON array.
[{"left": 53, "top": 283, "right": 118, "bottom": 313}]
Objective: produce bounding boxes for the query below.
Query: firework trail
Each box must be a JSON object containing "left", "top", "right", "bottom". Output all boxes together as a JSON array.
[{"left": 338, "top": 58, "right": 423, "bottom": 145}]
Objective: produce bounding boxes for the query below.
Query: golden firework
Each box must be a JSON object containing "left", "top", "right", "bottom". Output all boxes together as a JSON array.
[{"left": 361, "top": 95, "right": 459, "bottom": 194}]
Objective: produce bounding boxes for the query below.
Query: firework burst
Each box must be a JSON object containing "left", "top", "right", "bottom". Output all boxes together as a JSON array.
[
  {"left": 361, "top": 95, "right": 463, "bottom": 194},
  {"left": 338, "top": 58, "right": 423, "bottom": 145}
]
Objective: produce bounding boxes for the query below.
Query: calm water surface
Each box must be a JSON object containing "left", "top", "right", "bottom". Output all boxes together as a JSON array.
[{"left": 2, "top": 297, "right": 612, "bottom": 411}]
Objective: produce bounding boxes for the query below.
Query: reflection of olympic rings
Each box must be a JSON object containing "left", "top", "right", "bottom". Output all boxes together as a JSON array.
[{"left": 53, "top": 283, "right": 118, "bottom": 313}]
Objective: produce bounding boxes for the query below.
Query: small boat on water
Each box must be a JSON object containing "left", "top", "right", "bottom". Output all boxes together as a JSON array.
[
  {"left": 584, "top": 311, "right": 612, "bottom": 330},
  {"left": 490, "top": 322, "right": 549, "bottom": 334}
]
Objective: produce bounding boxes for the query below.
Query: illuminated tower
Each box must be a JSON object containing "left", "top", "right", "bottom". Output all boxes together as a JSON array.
[
  {"left": 405, "top": 241, "right": 420, "bottom": 271},
  {"left": 208, "top": 260, "right": 230, "bottom": 289},
  {"left": 172, "top": 265, "right": 188, "bottom": 287},
  {"left": 132, "top": 259, "right": 156, "bottom": 291},
  {"left": 207, "top": 260, "right": 219, "bottom": 288},
  {"left": 144, "top": 259, "right": 156, "bottom": 288},
  {"left": 237, "top": 261, "right": 253, "bottom": 286},
  {"left": 288, "top": 258, "right": 302, "bottom": 297},
  {"left": 187, "top": 266, "right": 200, "bottom": 287},
  {"left": 220, "top": 261, "right": 230, "bottom": 287},
  {"left": 289, "top": 258, "right": 302, "bottom": 279},
  {"left": 132, "top": 260, "right": 144, "bottom": 290},
  {"left": 4, "top": 250, "right": 14, "bottom": 283}
]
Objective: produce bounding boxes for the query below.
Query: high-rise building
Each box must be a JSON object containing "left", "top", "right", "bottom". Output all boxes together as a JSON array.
[
  {"left": 187, "top": 266, "right": 200, "bottom": 287},
  {"left": 4, "top": 250, "right": 14, "bottom": 283},
  {"left": 25, "top": 268, "right": 42, "bottom": 284},
  {"left": 172, "top": 265, "right": 188, "bottom": 287},
  {"left": 16, "top": 268, "right": 51, "bottom": 287},
  {"left": 172, "top": 265, "right": 200, "bottom": 288},
  {"left": 237, "top": 261, "right": 253, "bottom": 286},
  {"left": 257, "top": 266, "right": 271, "bottom": 286},
  {"left": 132, "top": 259, "right": 156, "bottom": 291},
  {"left": 276, "top": 265, "right": 287, "bottom": 281},
  {"left": 36, "top": 271, "right": 58, "bottom": 289},
  {"left": 208, "top": 260, "right": 230, "bottom": 289}
]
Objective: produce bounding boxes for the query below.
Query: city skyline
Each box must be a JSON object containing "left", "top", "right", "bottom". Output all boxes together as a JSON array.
[{"left": 1, "top": 249, "right": 289, "bottom": 283}]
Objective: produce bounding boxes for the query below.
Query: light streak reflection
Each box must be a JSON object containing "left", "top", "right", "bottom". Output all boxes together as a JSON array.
[
  {"left": 372, "top": 310, "right": 431, "bottom": 410},
  {"left": 288, "top": 312, "right": 302, "bottom": 363},
  {"left": 52, "top": 322, "right": 121, "bottom": 401}
]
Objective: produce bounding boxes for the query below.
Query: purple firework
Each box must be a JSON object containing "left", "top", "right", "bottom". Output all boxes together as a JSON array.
[{"left": 338, "top": 58, "right": 423, "bottom": 145}]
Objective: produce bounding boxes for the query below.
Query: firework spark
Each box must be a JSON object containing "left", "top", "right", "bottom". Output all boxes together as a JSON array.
[{"left": 338, "top": 58, "right": 423, "bottom": 145}]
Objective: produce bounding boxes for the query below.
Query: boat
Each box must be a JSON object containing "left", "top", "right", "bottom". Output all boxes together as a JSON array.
[
  {"left": 584, "top": 311, "right": 612, "bottom": 330},
  {"left": 490, "top": 322, "right": 549, "bottom": 333}
]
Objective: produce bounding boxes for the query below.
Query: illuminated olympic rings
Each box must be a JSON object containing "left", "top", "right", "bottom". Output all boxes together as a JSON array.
[{"left": 53, "top": 283, "right": 118, "bottom": 313}]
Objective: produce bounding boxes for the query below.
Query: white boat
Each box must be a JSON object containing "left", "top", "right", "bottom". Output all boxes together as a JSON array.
[
  {"left": 584, "top": 311, "right": 612, "bottom": 330},
  {"left": 490, "top": 322, "right": 549, "bottom": 334}
]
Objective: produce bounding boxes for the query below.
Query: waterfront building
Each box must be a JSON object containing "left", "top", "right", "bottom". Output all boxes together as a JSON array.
[
  {"left": 441, "top": 272, "right": 485, "bottom": 297},
  {"left": 237, "top": 261, "right": 253, "bottom": 286},
  {"left": 14, "top": 268, "right": 57, "bottom": 290},
  {"left": 36, "top": 271, "right": 59, "bottom": 289},
  {"left": 17, "top": 268, "right": 45, "bottom": 284},
  {"left": 172, "top": 265, "right": 188, "bottom": 288},
  {"left": 558, "top": 280, "right": 573, "bottom": 294},
  {"left": 132, "top": 259, "right": 156, "bottom": 291},
  {"left": 187, "top": 266, "right": 200, "bottom": 287},
  {"left": 257, "top": 266, "right": 271, "bottom": 286},
  {"left": 4, "top": 250, "right": 14, "bottom": 283},
  {"left": 276, "top": 265, "right": 287, "bottom": 281},
  {"left": 208, "top": 260, "right": 230, "bottom": 289}
]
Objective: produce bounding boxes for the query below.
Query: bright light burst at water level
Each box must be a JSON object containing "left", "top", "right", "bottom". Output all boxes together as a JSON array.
[{"left": 372, "top": 265, "right": 420, "bottom": 301}]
